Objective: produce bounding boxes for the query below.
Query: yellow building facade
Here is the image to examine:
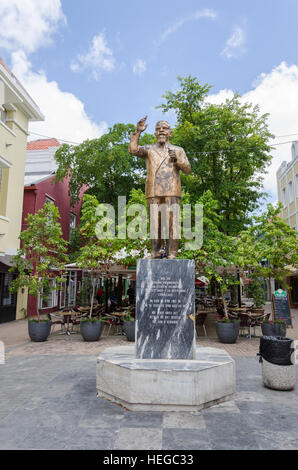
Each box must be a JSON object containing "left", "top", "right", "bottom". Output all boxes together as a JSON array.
[
  {"left": 276, "top": 141, "right": 298, "bottom": 307},
  {"left": 0, "top": 59, "right": 43, "bottom": 322}
]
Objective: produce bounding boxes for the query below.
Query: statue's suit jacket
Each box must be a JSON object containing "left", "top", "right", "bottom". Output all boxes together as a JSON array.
[{"left": 134, "top": 143, "right": 191, "bottom": 198}]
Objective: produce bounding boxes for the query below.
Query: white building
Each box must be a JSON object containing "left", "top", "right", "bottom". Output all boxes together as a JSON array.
[{"left": 276, "top": 140, "right": 298, "bottom": 230}]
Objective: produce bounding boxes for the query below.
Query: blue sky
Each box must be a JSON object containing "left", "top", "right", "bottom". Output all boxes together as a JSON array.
[{"left": 1, "top": 0, "right": 298, "bottom": 201}]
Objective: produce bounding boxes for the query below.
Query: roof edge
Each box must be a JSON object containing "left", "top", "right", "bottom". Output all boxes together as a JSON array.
[{"left": 0, "top": 62, "right": 44, "bottom": 122}]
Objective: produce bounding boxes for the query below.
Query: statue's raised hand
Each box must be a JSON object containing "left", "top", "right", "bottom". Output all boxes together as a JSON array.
[{"left": 136, "top": 116, "right": 148, "bottom": 133}]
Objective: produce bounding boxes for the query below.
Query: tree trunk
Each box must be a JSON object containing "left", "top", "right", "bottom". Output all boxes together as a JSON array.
[
  {"left": 230, "top": 285, "right": 238, "bottom": 305},
  {"left": 117, "top": 275, "right": 123, "bottom": 307},
  {"left": 104, "top": 278, "right": 109, "bottom": 312},
  {"left": 90, "top": 278, "right": 96, "bottom": 320},
  {"left": 220, "top": 285, "right": 229, "bottom": 318}
]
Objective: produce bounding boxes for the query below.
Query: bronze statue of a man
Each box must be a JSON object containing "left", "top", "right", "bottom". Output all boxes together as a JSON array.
[{"left": 129, "top": 116, "right": 191, "bottom": 259}]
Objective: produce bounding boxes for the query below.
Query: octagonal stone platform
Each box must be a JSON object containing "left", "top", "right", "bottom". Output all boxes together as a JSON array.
[{"left": 96, "top": 345, "right": 236, "bottom": 411}]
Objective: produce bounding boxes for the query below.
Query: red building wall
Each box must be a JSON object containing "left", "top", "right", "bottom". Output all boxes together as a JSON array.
[
  {"left": 22, "top": 175, "right": 83, "bottom": 238},
  {"left": 22, "top": 175, "right": 85, "bottom": 316}
]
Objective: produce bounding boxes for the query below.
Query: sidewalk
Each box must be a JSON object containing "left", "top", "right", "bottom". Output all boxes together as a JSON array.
[
  {"left": 0, "top": 306, "right": 297, "bottom": 450},
  {"left": 0, "top": 354, "right": 297, "bottom": 450},
  {"left": 1, "top": 304, "right": 297, "bottom": 358}
]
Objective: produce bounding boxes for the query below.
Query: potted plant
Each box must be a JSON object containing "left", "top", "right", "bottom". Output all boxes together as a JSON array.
[
  {"left": 74, "top": 195, "right": 119, "bottom": 341},
  {"left": 216, "top": 314, "right": 240, "bottom": 344},
  {"left": 261, "top": 317, "right": 287, "bottom": 337},
  {"left": 122, "top": 309, "right": 135, "bottom": 341},
  {"left": 26, "top": 315, "right": 52, "bottom": 342},
  {"left": 80, "top": 316, "right": 104, "bottom": 342},
  {"left": 9, "top": 203, "right": 69, "bottom": 342},
  {"left": 79, "top": 275, "right": 106, "bottom": 341}
]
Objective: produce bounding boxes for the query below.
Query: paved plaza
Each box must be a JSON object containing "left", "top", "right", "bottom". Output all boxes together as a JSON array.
[{"left": 0, "top": 308, "right": 297, "bottom": 450}]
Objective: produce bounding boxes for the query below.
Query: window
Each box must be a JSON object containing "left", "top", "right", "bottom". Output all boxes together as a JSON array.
[
  {"left": 296, "top": 174, "right": 298, "bottom": 198},
  {"left": 38, "top": 279, "right": 58, "bottom": 309},
  {"left": 45, "top": 195, "right": 55, "bottom": 205},
  {"left": 68, "top": 271, "right": 77, "bottom": 306},
  {"left": 282, "top": 188, "right": 287, "bottom": 205},
  {"left": 44, "top": 196, "right": 55, "bottom": 225},
  {"left": 0, "top": 273, "right": 16, "bottom": 307},
  {"left": 0, "top": 107, "right": 7, "bottom": 124},
  {"left": 69, "top": 213, "right": 76, "bottom": 240},
  {"left": 59, "top": 279, "right": 67, "bottom": 308},
  {"left": 0, "top": 158, "right": 11, "bottom": 216},
  {"left": 288, "top": 181, "right": 293, "bottom": 202}
]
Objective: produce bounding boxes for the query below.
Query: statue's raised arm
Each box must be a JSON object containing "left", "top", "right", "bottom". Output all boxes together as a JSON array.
[
  {"left": 136, "top": 116, "right": 148, "bottom": 134},
  {"left": 129, "top": 116, "right": 148, "bottom": 156}
]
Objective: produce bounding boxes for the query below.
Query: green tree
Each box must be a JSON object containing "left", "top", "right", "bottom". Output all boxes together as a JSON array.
[
  {"left": 10, "top": 203, "right": 69, "bottom": 320},
  {"left": 180, "top": 190, "right": 239, "bottom": 315},
  {"left": 76, "top": 194, "right": 129, "bottom": 317},
  {"left": 236, "top": 203, "right": 298, "bottom": 290},
  {"left": 158, "top": 75, "right": 273, "bottom": 235},
  {"left": 55, "top": 123, "right": 154, "bottom": 207}
]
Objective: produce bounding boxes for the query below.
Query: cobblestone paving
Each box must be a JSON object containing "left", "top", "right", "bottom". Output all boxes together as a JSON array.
[
  {"left": 0, "top": 354, "right": 297, "bottom": 450},
  {"left": 2, "top": 306, "right": 297, "bottom": 358},
  {"left": 4, "top": 333, "right": 269, "bottom": 357},
  {"left": 0, "top": 307, "right": 297, "bottom": 450}
]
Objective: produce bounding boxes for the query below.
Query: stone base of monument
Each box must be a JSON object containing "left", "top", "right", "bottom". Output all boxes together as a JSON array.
[{"left": 96, "top": 345, "right": 236, "bottom": 411}]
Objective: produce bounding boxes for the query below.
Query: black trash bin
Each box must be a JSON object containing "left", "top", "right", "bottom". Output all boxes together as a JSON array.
[{"left": 259, "top": 336, "right": 294, "bottom": 366}]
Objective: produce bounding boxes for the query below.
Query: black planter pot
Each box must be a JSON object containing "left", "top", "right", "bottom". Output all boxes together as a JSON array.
[
  {"left": 216, "top": 321, "right": 239, "bottom": 344},
  {"left": 123, "top": 321, "right": 135, "bottom": 341},
  {"left": 259, "top": 336, "right": 294, "bottom": 365},
  {"left": 28, "top": 320, "right": 51, "bottom": 342},
  {"left": 261, "top": 323, "right": 286, "bottom": 337},
  {"left": 80, "top": 320, "right": 102, "bottom": 341}
]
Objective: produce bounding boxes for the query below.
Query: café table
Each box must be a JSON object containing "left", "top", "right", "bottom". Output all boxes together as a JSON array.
[
  {"left": 108, "top": 311, "right": 126, "bottom": 336},
  {"left": 57, "top": 310, "right": 79, "bottom": 335},
  {"left": 78, "top": 306, "right": 91, "bottom": 312}
]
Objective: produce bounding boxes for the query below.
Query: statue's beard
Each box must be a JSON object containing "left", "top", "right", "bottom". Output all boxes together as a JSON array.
[{"left": 157, "top": 135, "right": 167, "bottom": 144}]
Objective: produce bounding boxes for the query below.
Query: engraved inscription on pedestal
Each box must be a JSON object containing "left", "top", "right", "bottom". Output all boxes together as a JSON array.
[{"left": 136, "top": 259, "right": 195, "bottom": 359}]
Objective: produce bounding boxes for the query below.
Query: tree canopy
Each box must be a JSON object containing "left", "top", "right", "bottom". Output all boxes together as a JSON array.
[
  {"left": 55, "top": 74, "right": 274, "bottom": 237},
  {"left": 55, "top": 123, "right": 154, "bottom": 207},
  {"left": 235, "top": 203, "right": 298, "bottom": 286},
  {"left": 10, "top": 203, "right": 69, "bottom": 319},
  {"left": 158, "top": 75, "right": 273, "bottom": 235}
]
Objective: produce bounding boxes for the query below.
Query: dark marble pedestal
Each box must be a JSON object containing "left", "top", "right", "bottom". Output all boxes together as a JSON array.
[{"left": 136, "top": 259, "right": 195, "bottom": 360}]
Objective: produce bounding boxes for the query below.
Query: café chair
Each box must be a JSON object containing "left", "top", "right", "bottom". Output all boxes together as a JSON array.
[
  {"left": 249, "top": 312, "right": 271, "bottom": 337},
  {"left": 47, "top": 312, "right": 65, "bottom": 334},
  {"left": 195, "top": 312, "right": 207, "bottom": 337},
  {"left": 102, "top": 313, "right": 123, "bottom": 336},
  {"left": 70, "top": 310, "right": 89, "bottom": 332},
  {"left": 238, "top": 312, "right": 253, "bottom": 338},
  {"left": 227, "top": 311, "right": 239, "bottom": 321}
]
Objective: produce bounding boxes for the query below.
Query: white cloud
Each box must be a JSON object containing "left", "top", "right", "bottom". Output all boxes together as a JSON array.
[
  {"left": 157, "top": 9, "right": 217, "bottom": 45},
  {"left": 11, "top": 51, "right": 108, "bottom": 144},
  {"left": 0, "top": 1, "right": 107, "bottom": 144},
  {"left": 208, "top": 62, "right": 298, "bottom": 200},
  {"left": 206, "top": 88, "right": 234, "bottom": 105},
  {"left": 70, "top": 32, "right": 115, "bottom": 80},
  {"left": 221, "top": 26, "right": 245, "bottom": 59},
  {"left": 133, "top": 59, "right": 146, "bottom": 76},
  {"left": 0, "top": 0, "right": 66, "bottom": 54}
]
